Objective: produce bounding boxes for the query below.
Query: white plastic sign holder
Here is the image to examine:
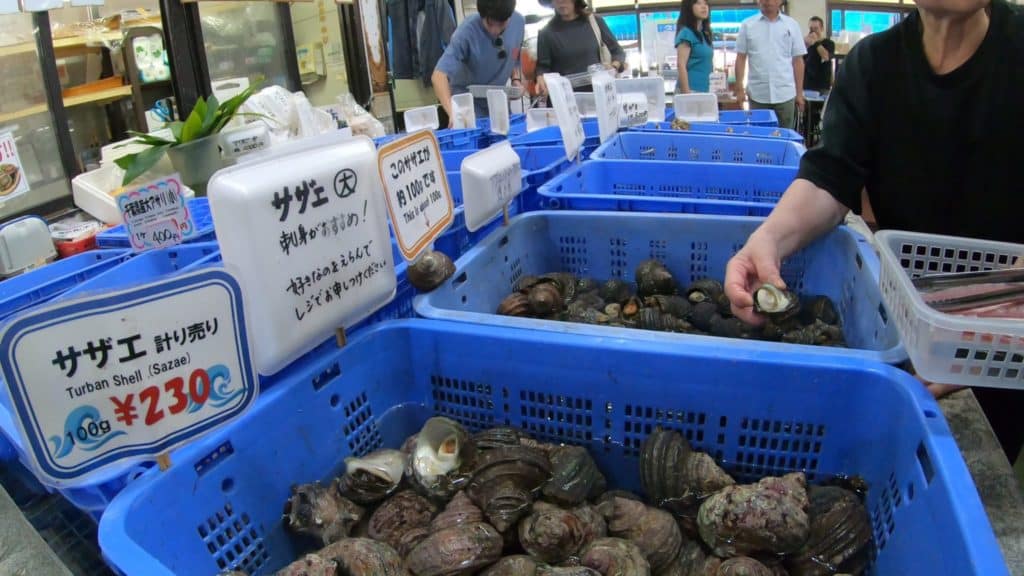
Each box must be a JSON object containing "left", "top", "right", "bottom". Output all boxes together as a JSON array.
[
  {"left": 615, "top": 77, "right": 667, "bottom": 122},
  {"left": 0, "top": 268, "right": 258, "bottom": 487},
  {"left": 486, "top": 90, "right": 510, "bottom": 135},
  {"left": 403, "top": 105, "right": 441, "bottom": 133},
  {"left": 673, "top": 93, "right": 719, "bottom": 123},
  {"left": 591, "top": 71, "right": 620, "bottom": 143},
  {"left": 526, "top": 108, "right": 558, "bottom": 133},
  {"left": 460, "top": 141, "right": 521, "bottom": 232},
  {"left": 543, "top": 73, "right": 585, "bottom": 162},
  {"left": 450, "top": 94, "right": 476, "bottom": 129},
  {"left": 207, "top": 132, "right": 396, "bottom": 376},
  {"left": 618, "top": 93, "right": 650, "bottom": 128}
]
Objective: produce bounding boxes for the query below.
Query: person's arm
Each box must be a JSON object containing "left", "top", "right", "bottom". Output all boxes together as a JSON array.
[
  {"left": 726, "top": 41, "right": 877, "bottom": 324},
  {"left": 431, "top": 69, "right": 454, "bottom": 119},
  {"left": 597, "top": 16, "right": 626, "bottom": 72},
  {"left": 432, "top": 26, "right": 468, "bottom": 118},
  {"left": 676, "top": 42, "right": 692, "bottom": 93},
  {"left": 793, "top": 56, "right": 805, "bottom": 109},
  {"left": 816, "top": 42, "right": 831, "bottom": 62},
  {"left": 734, "top": 23, "right": 747, "bottom": 100}
]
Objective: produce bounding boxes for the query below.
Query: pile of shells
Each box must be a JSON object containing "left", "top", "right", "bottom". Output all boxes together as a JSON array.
[
  {"left": 495, "top": 261, "right": 846, "bottom": 348},
  {"left": 222, "top": 418, "right": 873, "bottom": 576}
]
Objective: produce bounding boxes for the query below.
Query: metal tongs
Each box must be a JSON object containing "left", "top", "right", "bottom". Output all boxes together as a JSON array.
[{"left": 913, "top": 268, "right": 1024, "bottom": 312}]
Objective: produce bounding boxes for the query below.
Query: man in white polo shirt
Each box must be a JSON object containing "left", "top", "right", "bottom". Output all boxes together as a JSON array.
[{"left": 733, "top": 0, "right": 807, "bottom": 129}]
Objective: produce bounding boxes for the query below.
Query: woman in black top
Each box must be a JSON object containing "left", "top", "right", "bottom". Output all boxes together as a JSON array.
[
  {"left": 725, "top": 0, "right": 1024, "bottom": 462},
  {"left": 535, "top": 0, "right": 626, "bottom": 94}
]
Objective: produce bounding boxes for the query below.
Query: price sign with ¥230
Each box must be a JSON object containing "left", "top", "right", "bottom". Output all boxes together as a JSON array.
[{"left": 0, "top": 269, "right": 257, "bottom": 486}]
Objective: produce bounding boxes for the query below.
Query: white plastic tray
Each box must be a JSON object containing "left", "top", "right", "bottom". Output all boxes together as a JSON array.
[{"left": 877, "top": 229, "right": 1024, "bottom": 389}]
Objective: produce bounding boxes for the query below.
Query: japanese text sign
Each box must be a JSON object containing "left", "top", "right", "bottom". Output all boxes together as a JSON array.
[
  {"left": 460, "top": 141, "right": 522, "bottom": 232},
  {"left": 118, "top": 175, "right": 196, "bottom": 252},
  {"left": 542, "top": 73, "right": 584, "bottom": 162},
  {"left": 0, "top": 269, "right": 257, "bottom": 487},
  {"left": 619, "top": 92, "right": 650, "bottom": 127},
  {"left": 591, "top": 71, "right": 620, "bottom": 143},
  {"left": 377, "top": 131, "right": 455, "bottom": 261},
  {"left": 207, "top": 133, "right": 396, "bottom": 375},
  {"left": 0, "top": 131, "right": 30, "bottom": 200}
]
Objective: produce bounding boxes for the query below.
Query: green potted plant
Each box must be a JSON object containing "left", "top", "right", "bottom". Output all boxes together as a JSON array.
[{"left": 116, "top": 83, "right": 260, "bottom": 194}]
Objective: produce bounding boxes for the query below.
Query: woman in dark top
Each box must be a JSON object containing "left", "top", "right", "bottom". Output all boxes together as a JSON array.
[
  {"left": 725, "top": 0, "right": 1024, "bottom": 462},
  {"left": 535, "top": 0, "right": 626, "bottom": 94}
]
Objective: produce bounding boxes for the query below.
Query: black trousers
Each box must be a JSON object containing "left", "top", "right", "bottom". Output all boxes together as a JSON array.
[{"left": 973, "top": 387, "right": 1024, "bottom": 463}]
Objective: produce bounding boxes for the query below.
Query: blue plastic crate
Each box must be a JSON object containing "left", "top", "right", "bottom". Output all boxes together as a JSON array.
[
  {"left": 508, "top": 119, "right": 601, "bottom": 148},
  {"left": 633, "top": 121, "right": 804, "bottom": 142},
  {"left": 591, "top": 132, "right": 805, "bottom": 166},
  {"left": 98, "top": 319, "right": 1006, "bottom": 576},
  {"left": 375, "top": 127, "right": 488, "bottom": 151},
  {"left": 415, "top": 211, "right": 904, "bottom": 364},
  {"left": 0, "top": 249, "right": 130, "bottom": 323},
  {"left": 719, "top": 109, "right": 779, "bottom": 126},
  {"left": 95, "top": 198, "right": 217, "bottom": 249},
  {"left": 442, "top": 145, "right": 572, "bottom": 212},
  {"left": 536, "top": 160, "right": 797, "bottom": 215}
]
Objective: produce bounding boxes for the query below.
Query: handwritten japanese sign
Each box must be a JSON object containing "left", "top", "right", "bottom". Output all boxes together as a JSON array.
[
  {"left": 542, "top": 73, "right": 584, "bottom": 162},
  {"left": 460, "top": 141, "right": 522, "bottom": 232},
  {"left": 615, "top": 77, "right": 666, "bottom": 123},
  {"left": 207, "top": 133, "right": 396, "bottom": 375},
  {"left": 591, "top": 71, "right": 620, "bottom": 143},
  {"left": 0, "top": 269, "right": 256, "bottom": 486},
  {"left": 0, "top": 132, "right": 30, "bottom": 200},
  {"left": 377, "top": 131, "right": 455, "bottom": 261},
  {"left": 619, "top": 92, "right": 650, "bottom": 128},
  {"left": 117, "top": 175, "right": 196, "bottom": 252}
]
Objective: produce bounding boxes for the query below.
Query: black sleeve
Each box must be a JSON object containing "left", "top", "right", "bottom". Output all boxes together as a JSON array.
[
  {"left": 822, "top": 38, "right": 836, "bottom": 58},
  {"left": 536, "top": 27, "right": 554, "bottom": 75},
  {"left": 597, "top": 16, "right": 626, "bottom": 64},
  {"left": 796, "top": 41, "right": 877, "bottom": 211}
]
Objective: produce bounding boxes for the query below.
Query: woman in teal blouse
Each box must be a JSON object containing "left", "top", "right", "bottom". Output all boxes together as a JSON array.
[{"left": 674, "top": 0, "right": 713, "bottom": 93}]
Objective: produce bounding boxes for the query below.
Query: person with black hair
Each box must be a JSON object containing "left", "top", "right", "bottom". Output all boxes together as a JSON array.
[
  {"left": 674, "top": 0, "right": 713, "bottom": 93},
  {"left": 534, "top": 0, "right": 626, "bottom": 94},
  {"left": 803, "top": 16, "right": 835, "bottom": 92},
  {"left": 725, "top": 0, "right": 1024, "bottom": 463},
  {"left": 432, "top": 0, "right": 525, "bottom": 120}
]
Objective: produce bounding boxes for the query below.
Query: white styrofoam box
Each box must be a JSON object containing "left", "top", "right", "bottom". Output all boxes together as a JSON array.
[
  {"left": 575, "top": 93, "right": 598, "bottom": 118},
  {"left": 460, "top": 141, "right": 521, "bottom": 232},
  {"left": 527, "top": 108, "right": 558, "bottom": 132},
  {"left": 207, "top": 133, "right": 396, "bottom": 375},
  {"left": 72, "top": 164, "right": 195, "bottom": 225},
  {"left": 100, "top": 130, "right": 175, "bottom": 167},
  {"left": 673, "top": 92, "right": 719, "bottom": 123},
  {"left": 615, "top": 77, "right": 667, "bottom": 122},
  {"left": 486, "top": 90, "right": 509, "bottom": 135},
  {"left": 404, "top": 106, "right": 440, "bottom": 133},
  {"left": 211, "top": 76, "right": 251, "bottom": 102},
  {"left": 0, "top": 216, "right": 56, "bottom": 278},
  {"left": 450, "top": 93, "right": 476, "bottom": 129}
]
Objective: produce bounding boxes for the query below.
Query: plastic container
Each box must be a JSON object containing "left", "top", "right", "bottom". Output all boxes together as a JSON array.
[
  {"left": 416, "top": 211, "right": 904, "bottom": 363},
  {"left": 442, "top": 146, "right": 572, "bottom": 210},
  {"left": 71, "top": 164, "right": 196, "bottom": 225},
  {"left": 0, "top": 248, "right": 131, "bottom": 323},
  {"left": 98, "top": 319, "right": 1006, "bottom": 576},
  {"left": 0, "top": 216, "right": 57, "bottom": 278},
  {"left": 876, "top": 230, "right": 1024, "bottom": 389},
  {"left": 719, "top": 109, "right": 779, "bottom": 126},
  {"left": 509, "top": 120, "right": 601, "bottom": 149},
  {"left": 536, "top": 160, "right": 797, "bottom": 215},
  {"left": 633, "top": 121, "right": 805, "bottom": 142},
  {"left": 526, "top": 107, "right": 559, "bottom": 132},
  {"left": 402, "top": 105, "right": 440, "bottom": 132},
  {"left": 590, "top": 132, "right": 805, "bottom": 166},
  {"left": 615, "top": 77, "right": 667, "bottom": 122},
  {"left": 95, "top": 197, "right": 217, "bottom": 248},
  {"left": 673, "top": 93, "right": 719, "bottom": 123},
  {"left": 374, "top": 127, "right": 488, "bottom": 151}
]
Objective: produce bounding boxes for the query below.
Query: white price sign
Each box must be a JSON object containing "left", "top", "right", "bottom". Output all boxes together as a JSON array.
[
  {"left": 118, "top": 175, "right": 196, "bottom": 252},
  {"left": 592, "top": 71, "right": 620, "bottom": 143},
  {"left": 460, "top": 141, "right": 521, "bottom": 232},
  {"left": 208, "top": 133, "right": 397, "bottom": 376},
  {"left": 615, "top": 77, "right": 667, "bottom": 122},
  {"left": 543, "top": 73, "right": 585, "bottom": 161},
  {"left": 0, "top": 269, "right": 257, "bottom": 486},
  {"left": 377, "top": 131, "right": 455, "bottom": 260},
  {"left": 0, "top": 131, "right": 30, "bottom": 200},
  {"left": 619, "top": 93, "right": 650, "bottom": 127},
  {"left": 487, "top": 89, "right": 510, "bottom": 136}
]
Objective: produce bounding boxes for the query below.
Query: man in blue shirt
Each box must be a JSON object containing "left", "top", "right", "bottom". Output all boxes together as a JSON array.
[
  {"left": 733, "top": 0, "right": 807, "bottom": 129},
  {"left": 432, "top": 0, "right": 525, "bottom": 121}
]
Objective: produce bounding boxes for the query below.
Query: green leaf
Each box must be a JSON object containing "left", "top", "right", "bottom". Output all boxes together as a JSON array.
[
  {"left": 122, "top": 131, "right": 175, "bottom": 147},
  {"left": 211, "top": 83, "right": 261, "bottom": 134},
  {"left": 169, "top": 121, "right": 184, "bottom": 142},
  {"left": 116, "top": 144, "right": 172, "bottom": 186},
  {"left": 180, "top": 104, "right": 205, "bottom": 143},
  {"left": 200, "top": 94, "right": 220, "bottom": 135}
]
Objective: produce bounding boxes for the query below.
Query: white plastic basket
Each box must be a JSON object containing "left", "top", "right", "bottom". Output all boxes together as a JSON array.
[
  {"left": 876, "top": 229, "right": 1024, "bottom": 389},
  {"left": 673, "top": 92, "right": 719, "bottom": 123}
]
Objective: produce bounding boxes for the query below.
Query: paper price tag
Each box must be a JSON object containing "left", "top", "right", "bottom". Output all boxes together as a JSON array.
[
  {"left": 487, "top": 89, "right": 510, "bottom": 136},
  {"left": 460, "top": 141, "right": 521, "bottom": 232},
  {"left": 0, "top": 269, "right": 257, "bottom": 486},
  {"left": 118, "top": 175, "right": 196, "bottom": 252},
  {"left": 377, "top": 131, "right": 455, "bottom": 261},
  {"left": 543, "top": 73, "right": 584, "bottom": 162},
  {"left": 207, "top": 133, "right": 396, "bottom": 376},
  {"left": 619, "top": 92, "right": 650, "bottom": 127},
  {"left": 0, "top": 131, "right": 30, "bottom": 200},
  {"left": 221, "top": 124, "right": 271, "bottom": 160},
  {"left": 592, "top": 71, "right": 620, "bottom": 143}
]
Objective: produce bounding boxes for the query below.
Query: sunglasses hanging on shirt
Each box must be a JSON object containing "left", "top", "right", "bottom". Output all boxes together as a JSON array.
[{"left": 494, "top": 36, "right": 506, "bottom": 59}]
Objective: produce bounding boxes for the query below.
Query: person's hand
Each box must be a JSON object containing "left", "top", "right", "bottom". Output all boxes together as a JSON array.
[
  {"left": 804, "top": 32, "right": 818, "bottom": 46},
  {"left": 536, "top": 75, "right": 548, "bottom": 96},
  {"left": 796, "top": 93, "right": 806, "bottom": 112},
  {"left": 734, "top": 85, "right": 746, "bottom": 102},
  {"left": 724, "top": 235, "right": 786, "bottom": 325},
  {"left": 912, "top": 373, "right": 965, "bottom": 399}
]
